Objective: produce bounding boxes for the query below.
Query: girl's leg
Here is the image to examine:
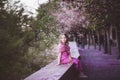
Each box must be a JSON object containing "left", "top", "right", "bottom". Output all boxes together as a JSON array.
[
  {"left": 72, "top": 57, "right": 88, "bottom": 78},
  {"left": 72, "top": 57, "right": 83, "bottom": 72}
]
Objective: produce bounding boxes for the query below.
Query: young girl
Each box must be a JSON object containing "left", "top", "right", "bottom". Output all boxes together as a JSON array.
[{"left": 57, "top": 33, "right": 87, "bottom": 78}]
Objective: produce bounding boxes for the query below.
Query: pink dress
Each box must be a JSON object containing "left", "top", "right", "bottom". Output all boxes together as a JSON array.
[{"left": 58, "top": 43, "right": 83, "bottom": 72}]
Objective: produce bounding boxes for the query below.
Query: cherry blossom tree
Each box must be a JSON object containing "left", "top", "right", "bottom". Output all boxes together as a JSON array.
[{"left": 52, "top": 0, "right": 90, "bottom": 32}]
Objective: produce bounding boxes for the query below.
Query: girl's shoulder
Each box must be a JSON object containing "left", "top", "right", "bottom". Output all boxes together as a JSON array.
[{"left": 58, "top": 43, "right": 64, "bottom": 47}]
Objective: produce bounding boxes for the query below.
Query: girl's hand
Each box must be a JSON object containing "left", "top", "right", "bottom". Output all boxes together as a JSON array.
[
  {"left": 56, "top": 63, "right": 60, "bottom": 66},
  {"left": 69, "top": 56, "right": 72, "bottom": 62}
]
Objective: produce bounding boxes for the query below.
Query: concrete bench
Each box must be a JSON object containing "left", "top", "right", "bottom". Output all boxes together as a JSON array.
[{"left": 24, "top": 41, "right": 80, "bottom": 80}]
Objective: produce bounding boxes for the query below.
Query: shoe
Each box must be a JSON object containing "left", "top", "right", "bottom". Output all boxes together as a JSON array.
[{"left": 79, "top": 72, "right": 88, "bottom": 78}]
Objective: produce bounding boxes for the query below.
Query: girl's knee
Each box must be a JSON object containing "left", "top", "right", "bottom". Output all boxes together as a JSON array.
[{"left": 72, "top": 59, "right": 79, "bottom": 64}]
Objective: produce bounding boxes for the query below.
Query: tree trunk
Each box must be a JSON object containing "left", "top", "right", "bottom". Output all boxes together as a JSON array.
[
  {"left": 117, "top": 25, "right": 120, "bottom": 59},
  {"left": 93, "top": 32, "right": 97, "bottom": 49},
  {"left": 98, "top": 31, "right": 101, "bottom": 51},
  {"left": 107, "top": 27, "right": 111, "bottom": 54},
  {"left": 88, "top": 31, "right": 90, "bottom": 49},
  {"left": 116, "top": 27, "right": 119, "bottom": 48},
  {"left": 104, "top": 28, "right": 108, "bottom": 53}
]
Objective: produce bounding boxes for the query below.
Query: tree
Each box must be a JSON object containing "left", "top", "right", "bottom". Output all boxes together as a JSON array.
[{"left": 0, "top": 0, "right": 35, "bottom": 79}]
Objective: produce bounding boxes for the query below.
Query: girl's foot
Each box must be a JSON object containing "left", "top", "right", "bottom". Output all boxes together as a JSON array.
[{"left": 79, "top": 72, "right": 88, "bottom": 78}]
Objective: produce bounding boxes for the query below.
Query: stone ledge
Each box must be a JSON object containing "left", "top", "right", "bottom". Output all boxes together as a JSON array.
[{"left": 24, "top": 41, "right": 79, "bottom": 80}]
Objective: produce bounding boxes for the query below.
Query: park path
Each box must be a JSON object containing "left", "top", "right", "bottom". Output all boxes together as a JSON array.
[{"left": 76, "top": 46, "right": 120, "bottom": 80}]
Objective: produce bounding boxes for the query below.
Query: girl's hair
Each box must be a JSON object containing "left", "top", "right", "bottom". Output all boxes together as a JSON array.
[{"left": 59, "top": 33, "right": 68, "bottom": 45}]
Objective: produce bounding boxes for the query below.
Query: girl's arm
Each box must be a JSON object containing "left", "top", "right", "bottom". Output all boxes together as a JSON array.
[
  {"left": 57, "top": 44, "right": 65, "bottom": 65},
  {"left": 57, "top": 52, "right": 61, "bottom": 65},
  {"left": 68, "top": 51, "right": 72, "bottom": 62}
]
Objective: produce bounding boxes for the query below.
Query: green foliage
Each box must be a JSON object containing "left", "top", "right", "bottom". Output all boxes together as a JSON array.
[
  {"left": 85, "top": 0, "right": 91, "bottom": 5},
  {"left": 0, "top": 0, "right": 59, "bottom": 80},
  {"left": 86, "top": 0, "right": 120, "bottom": 30},
  {"left": 33, "top": 0, "right": 59, "bottom": 49},
  {"left": 21, "top": 1, "right": 60, "bottom": 79},
  {"left": 0, "top": 0, "right": 35, "bottom": 80}
]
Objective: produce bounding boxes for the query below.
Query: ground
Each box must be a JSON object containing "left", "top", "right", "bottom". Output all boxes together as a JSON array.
[{"left": 75, "top": 46, "right": 120, "bottom": 80}]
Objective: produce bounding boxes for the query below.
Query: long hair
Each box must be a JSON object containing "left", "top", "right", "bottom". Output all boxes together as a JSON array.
[{"left": 59, "top": 33, "right": 69, "bottom": 45}]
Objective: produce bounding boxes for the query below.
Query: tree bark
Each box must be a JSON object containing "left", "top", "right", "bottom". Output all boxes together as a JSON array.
[
  {"left": 107, "top": 27, "right": 111, "bottom": 54},
  {"left": 104, "top": 28, "right": 108, "bottom": 53},
  {"left": 117, "top": 25, "right": 120, "bottom": 59},
  {"left": 88, "top": 31, "right": 90, "bottom": 49},
  {"left": 98, "top": 31, "right": 101, "bottom": 51},
  {"left": 93, "top": 32, "right": 97, "bottom": 49}
]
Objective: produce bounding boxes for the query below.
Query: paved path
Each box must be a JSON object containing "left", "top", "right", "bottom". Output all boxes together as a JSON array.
[{"left": 76, "top": 46, "right": 120, "bottom": 80}]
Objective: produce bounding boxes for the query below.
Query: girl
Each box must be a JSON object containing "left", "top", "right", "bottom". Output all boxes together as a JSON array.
[{"left": 57, "top": 33, "right": 87, "bottom": 78}]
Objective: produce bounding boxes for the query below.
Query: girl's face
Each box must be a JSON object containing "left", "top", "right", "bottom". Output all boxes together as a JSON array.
[{"left": 61, "top": 35, "right": 67, "bottom": 44}]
